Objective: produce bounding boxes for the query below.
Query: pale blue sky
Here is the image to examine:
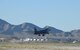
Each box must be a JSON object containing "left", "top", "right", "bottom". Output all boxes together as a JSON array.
[{"left": 0, "top": 0, "right": 80, "bottom": 31}]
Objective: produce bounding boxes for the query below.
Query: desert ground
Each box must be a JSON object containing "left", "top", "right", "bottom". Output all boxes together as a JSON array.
[{"left": 0, "top": 42, "right": 80, "bottom": 50}]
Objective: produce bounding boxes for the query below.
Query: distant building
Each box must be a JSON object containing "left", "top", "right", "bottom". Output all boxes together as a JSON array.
[
  {"left": 0, "top": 38, "right": 6, "bottom": 42},
  {"left": 22, "top": 38, "right": 48, "bottom": 42},
  {"left": 72, "top": 41, "right": 77, "bottom": 43}
]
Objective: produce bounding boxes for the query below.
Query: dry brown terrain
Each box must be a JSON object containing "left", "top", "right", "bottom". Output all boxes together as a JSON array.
[{"left": 0, "top": 42, "right": 80, "bottom": 50}]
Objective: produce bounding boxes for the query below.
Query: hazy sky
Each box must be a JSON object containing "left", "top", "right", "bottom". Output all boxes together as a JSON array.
[{"left": 0, "top": 0, "right": 80, "bottom": 31}]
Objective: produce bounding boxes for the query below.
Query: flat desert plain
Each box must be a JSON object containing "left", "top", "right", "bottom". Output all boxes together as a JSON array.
[{"left": 0, "top": 42, "right": 80, "bottom": 50}]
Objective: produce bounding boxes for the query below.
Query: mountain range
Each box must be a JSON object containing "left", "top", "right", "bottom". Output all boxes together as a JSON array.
[{"left": 0, "top": 19, "right": 80, "bottom": 42}]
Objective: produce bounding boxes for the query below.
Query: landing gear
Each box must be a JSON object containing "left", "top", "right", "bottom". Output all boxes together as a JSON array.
[
  {"left": 38, "top": 34, "right": 41, "bottom": 36},
  {"left": 42, "top": 34, "right": 45, "bottom": 36}
]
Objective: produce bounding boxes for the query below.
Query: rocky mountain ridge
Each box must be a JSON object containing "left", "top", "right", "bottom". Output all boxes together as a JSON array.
[{"left": 0, "top": 19, "right": 80, "bottom": 42}]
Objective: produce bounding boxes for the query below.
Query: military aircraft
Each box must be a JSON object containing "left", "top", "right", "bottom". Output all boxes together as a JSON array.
[{"left": 34, "top": 28, "right": 50, "bottom": 36}]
